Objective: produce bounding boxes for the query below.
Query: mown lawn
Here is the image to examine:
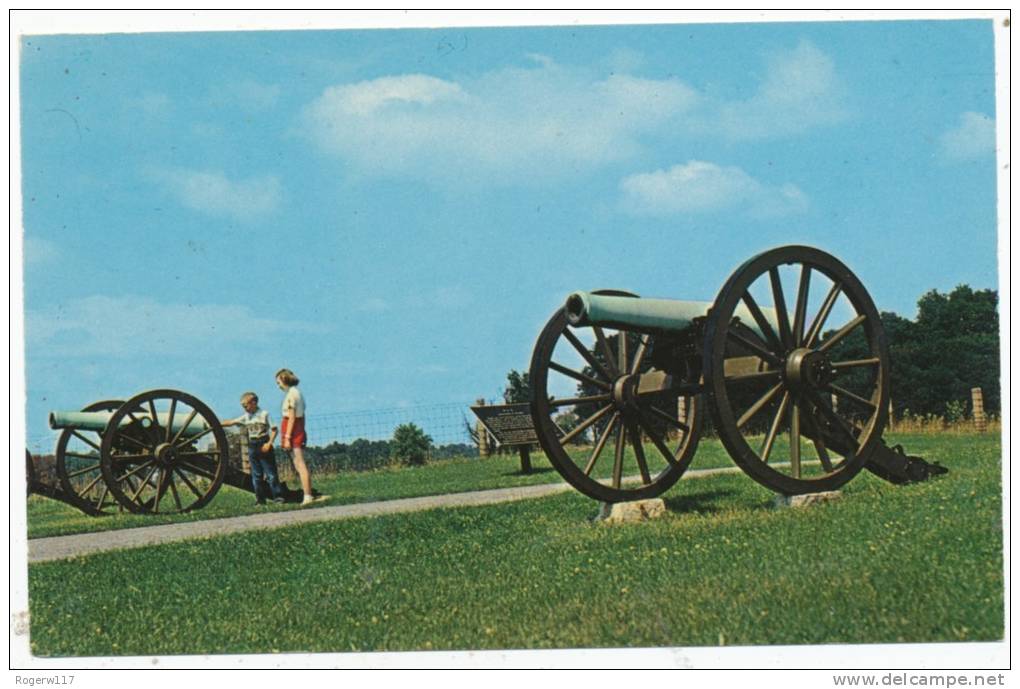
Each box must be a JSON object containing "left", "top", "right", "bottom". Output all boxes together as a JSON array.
[
  {"left": 25, "top": 435, "right": 736, "bottom": 539},
  {"left": 27, "top": 433, "right": 1002, "bottom": 656}
]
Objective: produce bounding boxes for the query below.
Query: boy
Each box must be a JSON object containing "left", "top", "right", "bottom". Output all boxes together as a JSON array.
[{"left": 222, "top": 392, "right": 284, "bottom": 505}]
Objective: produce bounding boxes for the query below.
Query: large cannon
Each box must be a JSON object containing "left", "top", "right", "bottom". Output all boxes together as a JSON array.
[
  {"left": 30, "top": 388, "right": 310, "bottom": 516},
  {"left": 529, "top": 245, "right": 944, "bottom": 503},
  {"left": 37, "top": 389, "right": 230, "bottom": 515}
]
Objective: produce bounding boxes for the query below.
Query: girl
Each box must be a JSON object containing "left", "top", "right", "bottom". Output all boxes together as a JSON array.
[{"left": 276, "top": 368, "right": 315, "bottom": 505}]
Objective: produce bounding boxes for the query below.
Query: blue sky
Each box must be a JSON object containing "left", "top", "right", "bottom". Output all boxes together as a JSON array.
[{"left": 17, "top": 17, "right": 1000, "bottom": 448}]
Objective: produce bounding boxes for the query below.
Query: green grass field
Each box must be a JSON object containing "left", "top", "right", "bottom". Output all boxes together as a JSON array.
[
  {"left": 26, "top": 435, "right": 737, "bottom": 539},
  {"left": 26, "top": 432, "right": 1002, "bottom": 656}
]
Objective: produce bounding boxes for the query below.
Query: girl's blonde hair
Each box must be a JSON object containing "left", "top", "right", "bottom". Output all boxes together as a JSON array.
[{"left": 276, "top": 368, "right": 300, "bottom": 386}]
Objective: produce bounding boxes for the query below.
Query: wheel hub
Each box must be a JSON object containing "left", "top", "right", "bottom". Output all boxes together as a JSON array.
[
  {"left": 612, "top": 374, "right": 639, "bottom": 408},
  {"left": 153, "top": 442, "right": 177, "bottom": 467},
  {"left": 784, "top": 348, "right": 834, "bottom": 390}
]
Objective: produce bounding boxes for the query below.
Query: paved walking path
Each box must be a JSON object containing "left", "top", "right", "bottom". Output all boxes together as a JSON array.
[{"left": 27, "top": 465, "right": 745, "bottom": 564}]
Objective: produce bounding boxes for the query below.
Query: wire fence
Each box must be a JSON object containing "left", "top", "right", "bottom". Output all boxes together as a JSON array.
[{"left": 26, "top": 401, "right": 477, "bottom": 456}]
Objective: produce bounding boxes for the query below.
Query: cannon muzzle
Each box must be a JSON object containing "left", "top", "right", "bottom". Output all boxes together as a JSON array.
[
  {"left": 49, "top": 410, "right": 210, "bottom": 435},
  {"left": 565, "top": 291, "right": 782, "bottom": 339}
]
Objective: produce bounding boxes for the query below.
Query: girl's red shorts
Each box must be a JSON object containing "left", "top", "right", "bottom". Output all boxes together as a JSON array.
[{"left": 281, "top": 417, "right": 307, "bottom": 448}]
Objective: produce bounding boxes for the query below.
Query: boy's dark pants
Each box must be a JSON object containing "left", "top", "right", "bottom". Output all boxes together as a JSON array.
[{"left": 247, "top": 440, "right": 283, "bottom": 503}]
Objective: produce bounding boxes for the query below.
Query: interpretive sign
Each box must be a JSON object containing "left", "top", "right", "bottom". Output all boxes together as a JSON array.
[{"left": 470, "top": 403, "right": 537, "bottom": 447}]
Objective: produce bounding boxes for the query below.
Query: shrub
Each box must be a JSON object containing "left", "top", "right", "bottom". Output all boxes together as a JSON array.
[{"left": 391, "top": 423, "right": 433, "bottom": 466}]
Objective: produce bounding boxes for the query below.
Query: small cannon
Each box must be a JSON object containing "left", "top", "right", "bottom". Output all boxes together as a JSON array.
[
  {"left": 529, "top": 245, "right": 944, "bottom": 503},
  {"left": 34, "top": 389, "right": 232, "bottom": 515}
]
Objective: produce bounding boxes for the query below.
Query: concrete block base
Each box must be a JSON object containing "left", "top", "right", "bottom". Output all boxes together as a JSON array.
[
  {"left": 596, "top": 498, "right": 666, "bottom": 524},
  {"left": 774, "top": 490, "right": 842, "bottom": 508}
]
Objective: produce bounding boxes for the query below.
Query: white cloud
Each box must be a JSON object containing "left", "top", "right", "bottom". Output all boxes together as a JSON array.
[
  {"left": 300, "top": 61, "right": 699, "bottom": 184},
  {"left": 714, "top": 40, "right": 846, "bottom": 140},
  {"left": 299, "top": 42, "right": 843, "bottom": 185},
  {"left": 26, "top": 295, "right": 326, "bottom": 358},
  {"left": 619, "top": 161, "right": 809, "bottom": 217},
  {"left": 939, "top": 111, "right": 995, "bottom": 162},
  {"left": 150, "top": 167, "right": 281, "bottom": 222}
]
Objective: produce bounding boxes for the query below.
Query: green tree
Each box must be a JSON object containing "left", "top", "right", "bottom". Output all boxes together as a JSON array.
[
  {"left": 503, "top": 370, "right": 531, "bottom": 404},
  {"left": 391, "top": 423, "right": 433, "bottom": 466}
]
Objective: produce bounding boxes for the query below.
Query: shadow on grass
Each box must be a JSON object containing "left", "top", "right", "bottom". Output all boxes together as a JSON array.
[{"left": 663, "top": 488, "right": 740, "bottom": 516}]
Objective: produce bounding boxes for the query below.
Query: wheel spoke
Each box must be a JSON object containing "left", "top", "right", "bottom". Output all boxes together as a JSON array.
[
  {"left": 769, "top": 267, "right": 794, "bottom": 349},
  {"left": 65, "top": 462, "right": 102, "bottom": 479},
  {"left": 737, "top": 382, "right": 784, "bottom": 430},
  {"left": 560, "top": 404, "right": 614, "bottom": 445},
  {"left": 114, "top": 459, "right": 156, "bottom": 482},
  {"left": 152, "top": 469, "right": 165, "bottom": 513},
  {"left": 804, "top": 389, "right": 860, "bottom": 451},
  {"left": 628, "top": 421, "right": 652, "bottom": 485},
  {"left": 817, "top": 314, "right": 867, "bottom": 353},
  {"left": 114, "top": 432, "right": 150, "bottom": 451},
  {"left": 177, "top": 460, "right": 218, "bottom": 481},
  {"left": 174, "top": 467, "right": 205, "bottom": 499},
  {"left": 165, "top": 398, "right": 177, "bottom": 443},
  {"left": 611, "top": 422, "right": 626, "bottom": 489},
  {"left": 70, "top": 430, "right": 102, "bottom": 452},
  {"left": 800, "top": 406, "right": 834, "bottom": 472},
  {"left": 645, "top": 404, "right": 691, "bottom": 433},
  {"left": 742, "top": 291, "right": 784, "bottom": 355},
  {"left": 584, "top": 412, "right": 619, "bottom": 476},
  {"left": 760, "top": 392, "right": 791, "bottom": 463},
  {"left": 129, "top": 465, "right": 160, "bottom": 503},
  {"left": 548, "top": 393, "right": 612, "bottom": 408},
  {"left": 831, "top": 357, "right": 882, "bottom": 370},
  {"left": 726, "top": 328, "right": 782, "bottom": 366},
  {"left": 618, "top": 331, "right": 628, "bottom": 377},
  {"left": 593, "top": 326, "right": 620, "bottom": 378},
  {"left": 827, "top": 383, "right": 878, "bottom": 411},
  {"left": 94, "top": 482, "right": 111, "bottom": 511},
  {"left": 792, "top": 264, "right": 812, "bottom": 346},
  {"left": 629, "top": 335, "right": 650, "bottom": 375},
  {"left": 789, "top": 402, "right": 801, "bottom": 478},
  {"left": 561, "top": 327, "right": 615, "bottom": 383},
  {"left": 635, "top": 409, "right": 679, "bottom": 467},
  {"left": 173, "top": 425, "right": 216, "bottom": 449},
  {"left": 803, "top": 281, "right": 842, "bottom": 349},
  {"left": 548, "top": 361, "right": 613, "bottom": 392},
  {"left": 168, "top": 474, "right": 184, "bottom": 511},
  {"left": 75, "top": 472, "right": 105, "bottom": 497},
  {"left": 169, "top": 408, "right": 199, "bottom": 446},
  {"left": 724, "top": 369, "right": 781, "bottom": 384}
]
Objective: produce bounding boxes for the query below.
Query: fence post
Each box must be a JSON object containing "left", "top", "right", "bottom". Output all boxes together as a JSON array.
[
  {"left": 476, "top": 398, "right": 491, "bottom": 457},
  {"left": 971, "top": 387, "right": 986, "bottom": 433}
]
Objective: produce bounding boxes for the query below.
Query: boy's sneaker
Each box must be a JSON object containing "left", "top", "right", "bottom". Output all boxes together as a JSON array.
[{"left": 271, "top": 497, "right": 285, "bottom": 504}]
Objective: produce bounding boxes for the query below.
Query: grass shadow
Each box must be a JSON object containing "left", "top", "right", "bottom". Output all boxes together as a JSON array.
[{"left": 663, "top": 488, "right": 740, "bottom": 516}]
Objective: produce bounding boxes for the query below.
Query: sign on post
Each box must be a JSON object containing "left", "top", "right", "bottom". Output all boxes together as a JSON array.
[{"left": 470, "top": 402, "right": 537, "bottom": 473}]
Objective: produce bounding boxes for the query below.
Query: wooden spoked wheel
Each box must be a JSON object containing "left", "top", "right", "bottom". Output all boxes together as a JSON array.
[
  {"left": 55, "top": 400, "right": 124, "bottom": 515},
  {"left": 530, "top": 292, "right": 702, "bottom": 503},
  {"left": 703, "top": 245, "right": 890, "bottom": 495},
  {"left": 99, "top": 389, "right": 228, "bottom": 514}
]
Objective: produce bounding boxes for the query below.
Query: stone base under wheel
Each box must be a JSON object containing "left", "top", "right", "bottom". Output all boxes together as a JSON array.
[
  {"left": 596, "top": 498, "right": 667, "bottom": 524},
  {"left": 773, "top": 490, "right": 842, "bottom": 508}
]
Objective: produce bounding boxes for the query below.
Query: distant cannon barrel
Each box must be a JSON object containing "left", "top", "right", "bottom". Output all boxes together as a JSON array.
[
  {"left": 49, "top": 410, "right": 210, "bottom": 436},
  {"left": 564, "top": 291, "right": 781, "bottom": 339}
]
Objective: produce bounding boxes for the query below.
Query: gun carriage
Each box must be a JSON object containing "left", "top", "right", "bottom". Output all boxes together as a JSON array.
[
  {"left": 32, "top": 389, "right": 240, "bottom": 515},
  {"left": 529, "top": 245, "right": 943, "bottom": 503}
]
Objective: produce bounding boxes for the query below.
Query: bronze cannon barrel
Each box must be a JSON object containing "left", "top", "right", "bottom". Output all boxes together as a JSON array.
[
  {"left": 564, "top": 291, "right": 782, "bottom": 339},
  {"left": 49, "top": 410, "right": 210, "bottom": 435}
]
